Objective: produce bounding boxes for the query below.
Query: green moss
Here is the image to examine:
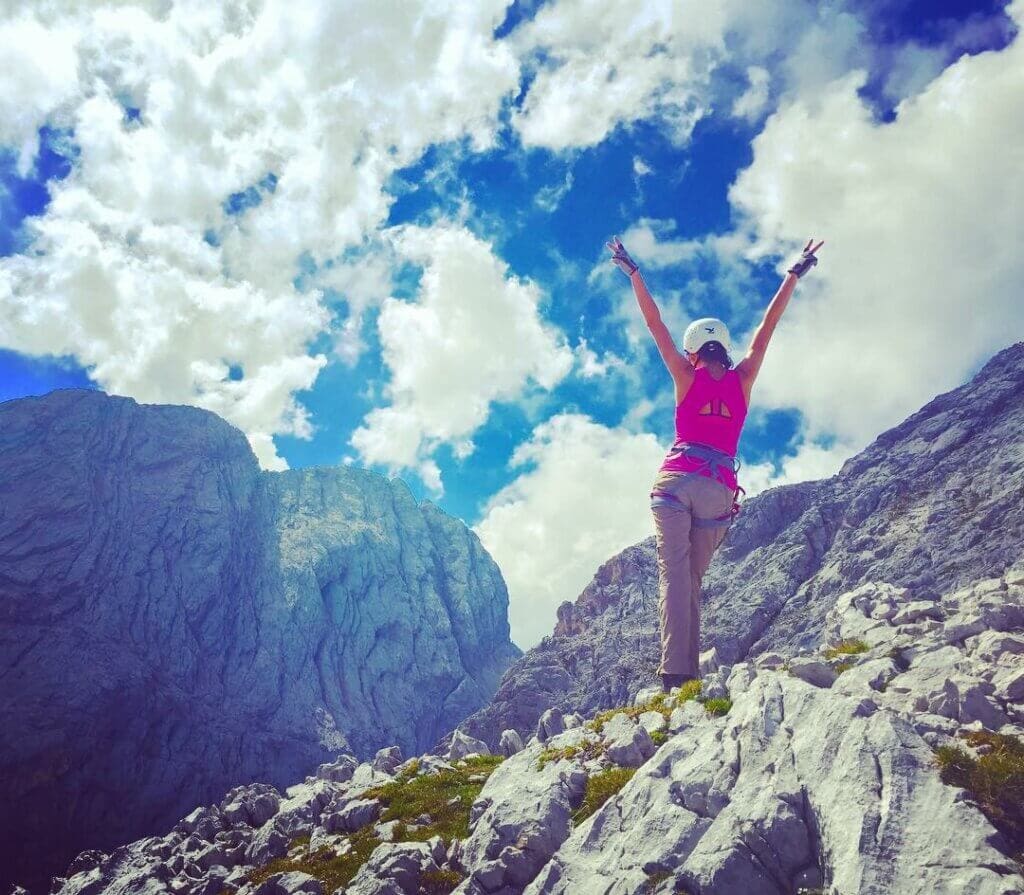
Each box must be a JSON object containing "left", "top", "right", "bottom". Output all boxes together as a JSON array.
[
  {"left": 834, "top": 660, "right": 856, "bottom": 674},
  {"left": 933, "top": 730, "right": 1024, "bottom": 865},
  {"left": 420, "top": 868, "right": 465, "bottom": 894},
  {"left": 363, "top": 753, "right": 504, "bottom": 842},
  {"left": 650, "top": 729, "right": 669, "bottom": 747},
  {"left": 246, "top": 828, "right": 381, "bottom": 892},
  {"left": 702, "top": 698, "right": 732, "bottom": 716},
  {"left": 572, "top": 766, "right": 637, "bottom": 824},
  {"left": 823, "top": 638, "right": 869, "bottom": 659}
]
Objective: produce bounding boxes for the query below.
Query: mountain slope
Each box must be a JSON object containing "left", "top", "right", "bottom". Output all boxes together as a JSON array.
[{"left": 0, "top": 389, "right": 520, "bottom": 895}]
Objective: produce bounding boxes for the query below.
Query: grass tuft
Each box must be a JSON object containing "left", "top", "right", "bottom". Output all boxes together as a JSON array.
[
  {"left": 933, "top": 730, "right": 1024, "bottom": 868},
  {"left": 572, "top": 766, "right": 637, "bottom": 825},
  {"left": 420, "top": 868, "right": 464, "bottom": 894},
  {"left": 823, "top": 638, "right": 869, "bottom": 659},
  {"left": 702, "top": 698, "right": 732, "bottom": 717}
]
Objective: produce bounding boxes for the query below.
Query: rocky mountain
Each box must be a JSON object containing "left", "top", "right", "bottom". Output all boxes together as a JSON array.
[
  {"left": 449, "top": 340, "right": 1024, "bottom": 752},
  {"left": 0, "top": 389, "right": 521, "bottom": 895},
  {"left": 40, "top": 563, "right": 1024, "bottom": 894}
]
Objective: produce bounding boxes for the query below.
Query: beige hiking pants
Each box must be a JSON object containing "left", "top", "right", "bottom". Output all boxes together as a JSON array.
[{"left": 650, "top": 470, "right": 735, "bottom": 677}]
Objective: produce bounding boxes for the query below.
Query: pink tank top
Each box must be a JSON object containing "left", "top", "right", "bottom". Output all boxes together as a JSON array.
[{"left": 658, "top": 367, "right": 748, "bottom": 491}]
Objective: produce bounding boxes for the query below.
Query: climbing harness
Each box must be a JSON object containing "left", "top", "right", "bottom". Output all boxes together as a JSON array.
[{"left": 649, "top": 441, "right": 746, "bottom": 528}]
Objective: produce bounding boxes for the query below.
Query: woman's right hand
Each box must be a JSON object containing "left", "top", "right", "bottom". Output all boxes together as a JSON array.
[{"left": 606, "top": 235, "right": 639, "bottom": 277}]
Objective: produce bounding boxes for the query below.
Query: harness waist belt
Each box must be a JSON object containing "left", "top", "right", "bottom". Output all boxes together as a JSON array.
[{"left": 650, "top": 442, "right": 745, "bottom": 528}]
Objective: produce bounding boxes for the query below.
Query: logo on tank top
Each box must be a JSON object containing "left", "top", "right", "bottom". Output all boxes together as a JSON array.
[{"left": 698, "top": 398, "right": 733, "bottom": 418}]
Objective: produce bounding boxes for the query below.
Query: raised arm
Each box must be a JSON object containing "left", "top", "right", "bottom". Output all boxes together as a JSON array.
[
  {"left": 736, "top": 238, "right": 824, "bottom": 396},
  {"left": 606, "top": 236, "right": 693, "bottom": 389}
]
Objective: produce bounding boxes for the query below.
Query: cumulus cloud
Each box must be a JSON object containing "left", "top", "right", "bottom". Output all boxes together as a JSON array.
[
  {"left": 509, "top": 0, "right": 721, "bottom": 150},
  {"left": 740, "top": 437, "right": 856, "bottom": 498},
  {"left": 728, "top": 0, "right": 1024, "bottom": 451},
  {"left": 0, "top": 0, "right": 519, "bottom": 467},
  {"left": 506, "top": 0, "right": 921, "bottom": 152},
  {"left": 474, "top": 412, "right": 667, "bottom": 649},
  {"left": 348, "top": 223, "right": 574, "bottom": 494},
  {"left": 0, "top": 14, "right": 79, "bottom": 174},
  {"left": 731, "top": 65, "right": 771, "bottom": 122}
]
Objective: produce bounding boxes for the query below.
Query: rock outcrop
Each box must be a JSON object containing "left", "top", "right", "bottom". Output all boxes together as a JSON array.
[
  {"left": 47, "top": 565, "right": 1024, "bottom": 895},
  {"left": 450, "top": 341, "right": 1024, "bottom": 752},
  {"left": 0, "top": 389, "right": 520, "bottom": 895}
]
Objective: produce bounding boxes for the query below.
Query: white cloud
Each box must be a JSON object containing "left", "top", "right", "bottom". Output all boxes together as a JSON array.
[
  {"left": 731, "top": 65, "right": 771, "bottom": 122},
  {"left": 0, "top": 14, "right": 79, "bottom": 175},
  {"left": 509, "top": 0, "right": 720, "bottom": 150},
  {"left": 572, "top": 336, "right": 625, "bottom": 379},
  {"left": 506, "top": 0, "right": 895, "bottom": 152},
  {"left": 632, "top": 156, "right": 653, "bottom": 176},
  {"left": 310, "top": 253, "right": 394, "bottom": 367},
  {"left": 0, "top": 0, "right": 519, "bottom": 468},
  {"left": 348, "top": 223, "right": 574, "bottom": 494},
  {"left": 740, "top": 438, "right": 856, "bottom": 498},
  {"left": 474, "top": 412, "right": 668, "bottom": 649},
  {"left": 534, "top": 170, "right": 575, "bottom": 212},
  {"left": 727, "top": 0, "right": 1024, "bottom": 448}
]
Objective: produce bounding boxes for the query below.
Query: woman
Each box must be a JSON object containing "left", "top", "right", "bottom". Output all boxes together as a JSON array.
[{"left": 607, "top": 235, "right": 824, "bottom": 693}]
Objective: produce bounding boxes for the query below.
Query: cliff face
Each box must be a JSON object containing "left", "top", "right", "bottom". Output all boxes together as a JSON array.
[
  {"left": 0, "top": 389, "right": 520, "bottom": 895},
  {"left": 450, "top": 340, "right": 1024, "bottom": 752}
]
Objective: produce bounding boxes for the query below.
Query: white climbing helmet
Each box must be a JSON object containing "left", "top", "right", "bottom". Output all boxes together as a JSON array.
[{"left": 682, "top": 317, "right": 731, "bottom": 355}]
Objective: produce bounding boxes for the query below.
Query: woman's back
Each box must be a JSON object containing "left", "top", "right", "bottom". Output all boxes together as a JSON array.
[{"left": 659, "top": 366, "right": 748, "bottom": 490}]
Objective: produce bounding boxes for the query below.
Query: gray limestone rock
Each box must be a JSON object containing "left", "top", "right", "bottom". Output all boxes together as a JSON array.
[
  {"left": 345, "top": 841, "right": 442, "bottom": 895},
  {"left": 525, "top": 674, "right": 1021, "bottom": 895},
  {"left": 499, "top": 729, "right": 525, "bottom": 757},
  {"left": 254, "top": 871, "right": 323, "bottom": 895},
  {"left": 536, "top": 708, "right": 565, "bottom": 743},
  {"left": 448, "top": 729, "right": 490, "bottom": 760},
  {"left": 452, "top": 737, "right": 588, "bottom": 894},
  {"left": 787, "top": 657, "right": 838, "bottom": 688},
  {"left": 372, "top": 747, "right": 403, "bottom": 775},
  {"left": 316, "top": 755, "right": 358, "bottom": 783},
  {"left": 600, "top": 713, "right": 655, "bottom": 767}
]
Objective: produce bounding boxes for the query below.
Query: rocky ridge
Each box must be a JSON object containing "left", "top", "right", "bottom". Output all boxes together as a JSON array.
[
  {"left": 0, "top": 389, "right": 520, "bottom": 895},
  {"left": 449, "top": 341, "right": 1024, "bottom": 752},
  {"left": 43, "top": 563, "right": 1024, "bottom": 894}
]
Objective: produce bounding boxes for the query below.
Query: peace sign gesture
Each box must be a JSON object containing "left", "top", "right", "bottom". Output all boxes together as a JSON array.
[
  {"left": 787, "top": 237, "right": 825, "bottom": 278},
  {"left": 606, "top": 235, "right": 639, "bottom": 277}
]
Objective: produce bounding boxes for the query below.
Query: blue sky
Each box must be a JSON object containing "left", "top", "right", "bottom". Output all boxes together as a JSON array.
[{"left": 1, "top": 0, "right": 1020, "bottom": 647}]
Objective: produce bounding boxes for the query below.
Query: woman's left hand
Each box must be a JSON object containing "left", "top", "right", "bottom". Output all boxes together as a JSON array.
[{"left": 606, "top": 235, "right": 639, "bottom": 277}]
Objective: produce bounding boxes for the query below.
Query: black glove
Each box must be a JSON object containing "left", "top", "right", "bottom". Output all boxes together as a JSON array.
[
  {"left": 787, "top": 238, "right": 824, "bottom": 278},
  {"left": 606, "top": 235, "right": 639, "bottom": 276}
]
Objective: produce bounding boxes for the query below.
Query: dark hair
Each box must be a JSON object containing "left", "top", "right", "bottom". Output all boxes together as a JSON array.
[{"left": 696, "top": 340, "right": 733, "bottom": 369}]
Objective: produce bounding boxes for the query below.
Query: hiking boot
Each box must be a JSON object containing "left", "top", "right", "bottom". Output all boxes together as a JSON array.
[{"left": 660, "top": 672, "right": 697, "bottom": 694}]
